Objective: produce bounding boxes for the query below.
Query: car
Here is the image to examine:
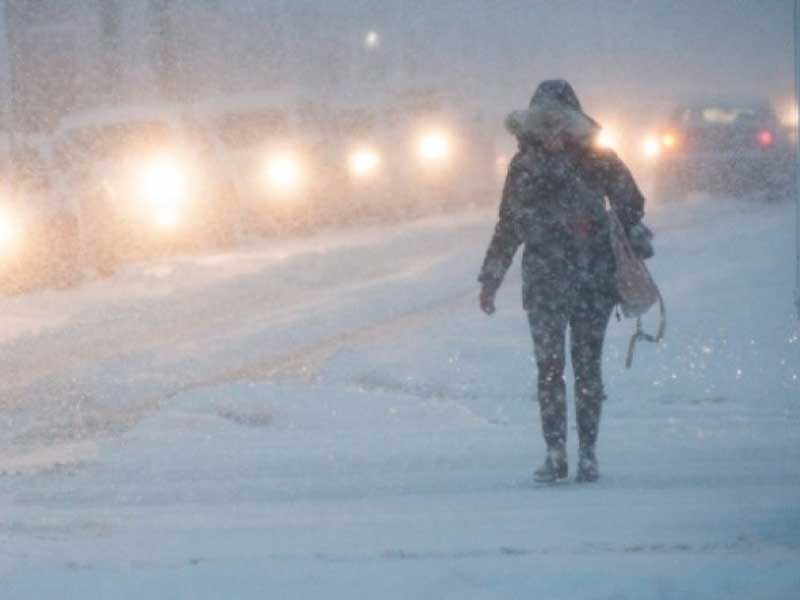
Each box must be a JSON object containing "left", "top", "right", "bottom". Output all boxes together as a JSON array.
[
  {"left": 191, "top": 91, "right": 330, "bottom": 236},
  {"left": 643, "top": 97, "right": 793, "bottom": 202},
  {"left": 0, "top": 135, "right": 81, "bottom": 293},
  {"left": 53, "top": 105, "right": 239, "bottom": 276},
  {"left": 387, "top": 89, "right": 497, "bottom": 215},
  {"left": 329, "top": 88, "right": 497, "bottom": 222},
  {"left": 324, "top": 97, "right": 399, "bottom": 225}
]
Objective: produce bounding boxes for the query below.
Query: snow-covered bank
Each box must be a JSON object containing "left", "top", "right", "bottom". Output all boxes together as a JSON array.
[{"left": 1, "top": 198, "right": 799, "bottom": 598}]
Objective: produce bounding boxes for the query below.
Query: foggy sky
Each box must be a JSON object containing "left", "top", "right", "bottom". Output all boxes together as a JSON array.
[
  {"left": 214, "top": 0, "right": 798, "bottom": 124},
  {"left": 0, "top": 0, "right": 795, "bottom": 128},
  {"left": 360, "top": 0, "right": 795, "bottom": 120},
  {"left": 477, "top": 0, "right": 795, "bottom": 120}
]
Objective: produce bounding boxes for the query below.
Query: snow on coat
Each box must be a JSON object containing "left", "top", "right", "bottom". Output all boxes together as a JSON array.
[{"left": 479, "top": 80, "right": 645, "bottom": 313}]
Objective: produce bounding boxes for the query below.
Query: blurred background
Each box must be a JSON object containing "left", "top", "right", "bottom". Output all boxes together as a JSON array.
[
  {"left": 0, "top": 0, "right": 796, "bottom": 293},
  {"left": 0, "top": 1, "right": 795, "bottom": 132}
]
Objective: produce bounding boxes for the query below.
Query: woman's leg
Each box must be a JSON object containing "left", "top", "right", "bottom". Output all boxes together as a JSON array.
[
  {"left": 528, "top": 309, "right": 569, "bottom": 452},
  {"left": 569, "top": 294, "right": 616, "bottom": 479}
]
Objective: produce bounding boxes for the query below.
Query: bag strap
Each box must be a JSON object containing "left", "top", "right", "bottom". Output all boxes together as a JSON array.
[{"left": 625, "top": 285, "right": 666, "bottom": 368}]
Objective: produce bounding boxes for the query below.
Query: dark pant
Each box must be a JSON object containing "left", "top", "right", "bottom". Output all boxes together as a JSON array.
[{"left": 527, "top": 293, "right": 615, "bottom": 452}]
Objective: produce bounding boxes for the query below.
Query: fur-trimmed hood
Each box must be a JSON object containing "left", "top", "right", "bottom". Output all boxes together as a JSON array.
[{"left": 505, "top": 79, "right": 599, "bottom": 146}]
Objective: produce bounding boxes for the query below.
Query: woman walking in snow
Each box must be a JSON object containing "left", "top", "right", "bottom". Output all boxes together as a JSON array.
[{"left": 478, "top": 79, "right": 650, "bottom": 483}]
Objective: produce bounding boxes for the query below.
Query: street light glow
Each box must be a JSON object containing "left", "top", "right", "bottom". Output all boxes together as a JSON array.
[{"left": 365, "top": 31, "right": 379, "bottom": 49}]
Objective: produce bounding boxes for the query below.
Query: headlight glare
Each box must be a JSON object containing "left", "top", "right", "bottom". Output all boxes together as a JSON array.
[
  {"left": 265, "top": 156, "right": 301, "bottom": 190},
  {"left": 349, "top": 148, "right": 381, "bottom": 177},
  {"left": 642, "top": 136, "right": 661, "bottom": 158},
  {"left": 139, "top": 157, "right": 188, "bottom": 206},
  {"left": 153, "top": 203, "right": 179, "bottom": 227},
  {"left": 0, "top": 211, "right": 17, "bottom": 247},
  {"left": 595, "top": 129, "right": 618, "bottom": 151},
  {"left": 418, "top": 132, "right": 451, "bottom": 162},
  {"left": 661, "top": 132, "right": 678, "bottom": 149}
]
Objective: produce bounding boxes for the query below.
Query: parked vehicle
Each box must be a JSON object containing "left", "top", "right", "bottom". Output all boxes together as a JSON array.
[
  {"left": 642, "top": 97, "right": 793, "bottom": 202},
  {"left": 54, "top": 105, "right": 238, "bottom": 275},
  {"left": 389, "top": 89, "right": 497, "bottom": 214},
  {"left": 192, "top": 92, "right": 330, "bottom": 236}
]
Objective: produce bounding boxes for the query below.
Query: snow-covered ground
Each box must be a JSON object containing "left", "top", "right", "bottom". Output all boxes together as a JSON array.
[{"left": 1, "top": 198, "right": 798, "bottom": 598}]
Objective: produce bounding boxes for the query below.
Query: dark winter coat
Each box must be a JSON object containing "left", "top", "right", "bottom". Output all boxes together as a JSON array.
[{"left": 479, "top": 80, "right": 645, "bottom": 314}]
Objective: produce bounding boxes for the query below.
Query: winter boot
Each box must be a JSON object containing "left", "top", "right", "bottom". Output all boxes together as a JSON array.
[
  {"left": 576, "top": 389, "right": 602, "bottom": 483},
  {"left": 576, "top": 446, "right": 599, "bottom": 483},
  {"left": 533, "top": 446, "right": 568, "bottom": 483}
]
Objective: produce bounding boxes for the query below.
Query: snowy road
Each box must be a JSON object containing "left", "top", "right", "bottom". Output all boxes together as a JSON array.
[{"left": 1, "top": 200, "right": 799, "bottom": 598}]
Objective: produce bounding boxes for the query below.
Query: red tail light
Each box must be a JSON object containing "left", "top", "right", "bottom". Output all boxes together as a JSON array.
[{"left": 758, "top": 130, "right": 774, "bottom": 146}]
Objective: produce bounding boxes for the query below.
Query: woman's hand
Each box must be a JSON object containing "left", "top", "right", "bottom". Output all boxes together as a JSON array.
[{"left": 480, "top": 287, "right": 496, "bottom": 315}]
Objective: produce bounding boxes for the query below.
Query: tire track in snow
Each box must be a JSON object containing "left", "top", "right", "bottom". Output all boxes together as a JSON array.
[
  {"left": 187, "top": 285, "right": 476, "bottom": 390},
  {"left": 0, "top": 214, "right": 490, "bottom": 456}
]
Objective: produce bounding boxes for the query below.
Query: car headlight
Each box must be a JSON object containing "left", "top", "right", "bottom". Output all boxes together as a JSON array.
[
  {"left": 137, "top": 158, "right": 188, "bottom": 227},
  {"left": 642, "top": 131, "right": 679, "bottom": 160},
  {"left": 418, "top": 131, "right": 451, "bottom": 162},
  {"left": 0, "top": 210, "right": 17, "bottom": 249},
  {"left": 642, "top": 135, "right": 662, "bottom": 158},
  {"left": 139, "top": 157, "right": 188, "bottom": 206},
  {"left": 263, "top": 155, "right": 302, "bottom": 192},
  {"left": 137, "top": 157, "right": 189, "bottom": 227},
  {"left": 595, "top": 128, "right": 618, "bottom": 151},
  {"left": 782, "top": 105, "right": 799, "bottom": 128},
  {"left": 348, "top": 148, "right": 381, "bottom": 177},
  {"left": 660, "top": 132, "right": 678, "bottom": 149}
]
